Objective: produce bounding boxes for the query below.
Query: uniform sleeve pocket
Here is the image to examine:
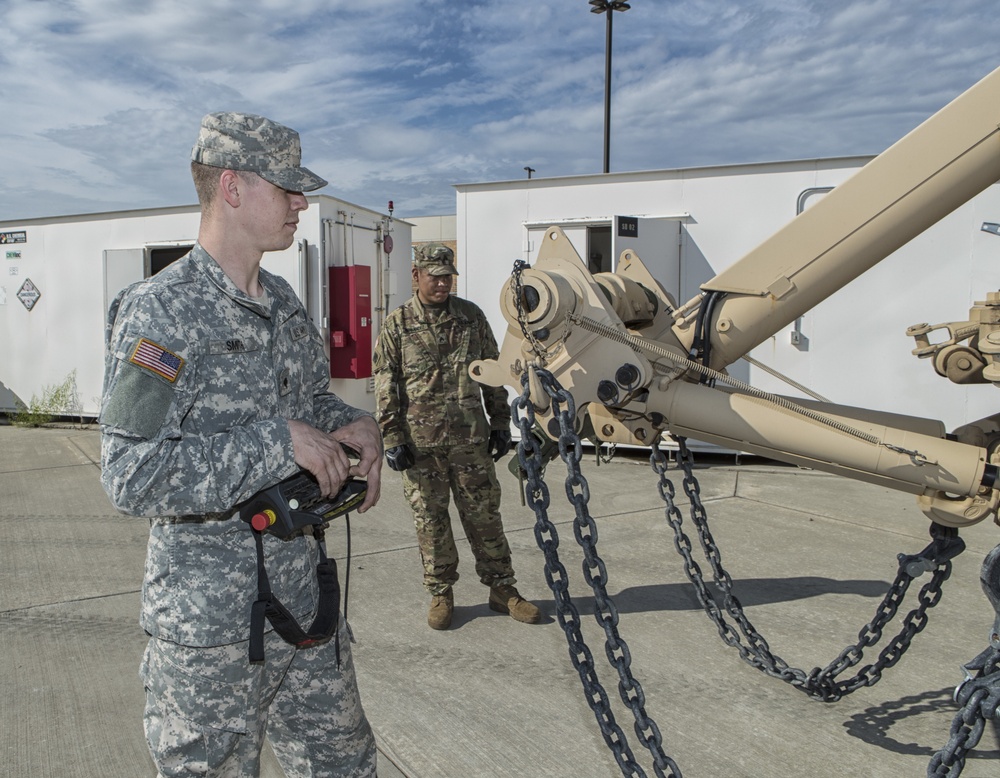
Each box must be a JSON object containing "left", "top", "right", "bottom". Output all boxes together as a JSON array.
[{"left": 101, "top": 362, "right": 175, "bottom": 439}]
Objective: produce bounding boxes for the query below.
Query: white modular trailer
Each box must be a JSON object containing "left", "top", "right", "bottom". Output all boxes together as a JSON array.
[
  {"left": 0, "top": 196, "right": 410, "bottom": 417},
  {"left": 455, "top": 157, "right": 1000, "bottom": 434}
]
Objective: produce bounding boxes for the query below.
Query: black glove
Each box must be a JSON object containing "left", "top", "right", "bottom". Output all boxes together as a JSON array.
[
  {"left": 487, "top": 429, "right": 513, "bottom": 461},
  {"left": 385, "top": 444, "right": 415, "bottom": 472}
]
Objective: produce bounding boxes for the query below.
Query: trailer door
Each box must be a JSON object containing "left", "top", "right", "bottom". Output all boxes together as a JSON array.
[
  {"left": 611, "top": 216, "right": 682, "bottom": 301},
  {"left": 103, "top": 248, "right": 146, "bottom": 311}
]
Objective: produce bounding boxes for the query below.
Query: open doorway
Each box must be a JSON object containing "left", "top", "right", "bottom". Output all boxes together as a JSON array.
[{"left": 586, "top": 225, "right": 612, "bottom": 274}]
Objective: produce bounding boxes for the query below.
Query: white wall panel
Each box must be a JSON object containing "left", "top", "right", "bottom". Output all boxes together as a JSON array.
[{"left": 456, "top": 159, "right": 1000, "bottom": 432}]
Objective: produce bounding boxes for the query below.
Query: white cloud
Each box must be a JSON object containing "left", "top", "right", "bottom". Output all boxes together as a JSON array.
[{"left": 1, "top": 0, "right": 998, "bottom": 221}]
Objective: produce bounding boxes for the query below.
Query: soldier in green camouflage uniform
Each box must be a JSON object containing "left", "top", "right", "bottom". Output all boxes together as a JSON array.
[
  {"left": 373, "top": 244, "right": 541, "bottom": 630},
  {"left": 100, "top": 113, "right": 380, "bottom": 777}
]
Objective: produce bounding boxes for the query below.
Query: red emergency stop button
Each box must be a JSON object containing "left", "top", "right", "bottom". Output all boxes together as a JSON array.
[{"left": 251, "top": 509, "right": 277, "bottom": 532}]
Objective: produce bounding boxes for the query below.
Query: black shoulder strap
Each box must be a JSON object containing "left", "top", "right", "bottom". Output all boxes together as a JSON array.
[{"left": 249, "top": 528, "right": 341, "bottom": 664}]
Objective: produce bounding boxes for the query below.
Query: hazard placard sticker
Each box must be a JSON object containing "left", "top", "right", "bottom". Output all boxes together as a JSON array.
[{"left": 16, "top": 278, "right": 40, "bottom": 311}]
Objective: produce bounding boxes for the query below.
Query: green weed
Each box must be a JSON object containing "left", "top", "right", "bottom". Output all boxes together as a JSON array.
[{"left": 11, "top": 370, "right": 81, "bottom": 427}]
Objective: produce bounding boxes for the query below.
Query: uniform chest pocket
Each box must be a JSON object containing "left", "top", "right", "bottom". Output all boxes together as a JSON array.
[
  {"left": 400, "top": 327, "right": 440, "bottom": 378},
  {"left": 195, "top": 335, "right": 267, "bottom": 425},
  {"left": 456, "top": 326, "right": 477, "bottom": 364},
  {"left": 273, "top": 321, "right": 312, "bottom": 399},
  {"left": 204, "top": 336, "right": 263, "bottom": 380},
  {"left": 441, "top": 325, "right": 475, "bottom": 368}
]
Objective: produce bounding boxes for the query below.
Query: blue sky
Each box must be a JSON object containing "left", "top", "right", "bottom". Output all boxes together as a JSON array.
[{"left": 1, "top": 0, "right": 998, "bottom": 221}]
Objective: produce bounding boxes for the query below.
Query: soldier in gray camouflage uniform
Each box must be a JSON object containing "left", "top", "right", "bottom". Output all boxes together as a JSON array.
[
  {"left": 372, "top": 244, "right": 541, "bottom": 630},
  {"left": 100, "top": 112, "right": 380, "bottom": 777}
]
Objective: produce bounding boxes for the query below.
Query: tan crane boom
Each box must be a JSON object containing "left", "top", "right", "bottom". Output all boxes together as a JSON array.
[{"left": 471, "top": 65, "right": 1000, "bottom": 530}]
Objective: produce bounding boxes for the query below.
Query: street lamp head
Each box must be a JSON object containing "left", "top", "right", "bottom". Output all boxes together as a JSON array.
[{"left": 589, "top": 0, "right": 630, "bottom": 12}]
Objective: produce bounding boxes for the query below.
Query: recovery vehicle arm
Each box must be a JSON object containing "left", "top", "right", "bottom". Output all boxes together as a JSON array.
[{"left": 471, "top": 64, "right": 1000, "bottom": 530}]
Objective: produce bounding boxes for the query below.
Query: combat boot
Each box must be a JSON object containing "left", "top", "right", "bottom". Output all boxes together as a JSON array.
[
  {"left": 428, "top": 588, "right": 454, "bottom": 630},
  {"left": 488, "top": 584, "right": 541, "bottom": 624}
]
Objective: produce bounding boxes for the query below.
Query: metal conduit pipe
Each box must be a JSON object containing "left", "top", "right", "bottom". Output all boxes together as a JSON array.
[{"left": 796, "top": 186, "right": 835, "bottom": 215}]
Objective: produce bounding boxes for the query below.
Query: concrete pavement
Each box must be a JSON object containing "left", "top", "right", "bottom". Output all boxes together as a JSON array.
[{"left": 1, "top": 421, "right": 999, "bottom": 777}]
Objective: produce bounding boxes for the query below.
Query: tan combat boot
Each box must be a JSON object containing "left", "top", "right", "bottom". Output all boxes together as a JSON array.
[
  {"left": 428, "top": 588, "right": 454, "bottom": 630},
  {"left": 488, "top": 584, "right": 541, "bottom": 624}
]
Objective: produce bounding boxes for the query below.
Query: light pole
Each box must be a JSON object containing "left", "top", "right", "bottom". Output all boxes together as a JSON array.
[{"left": 589, "top": 0, "right": 630, "bottom": 174}]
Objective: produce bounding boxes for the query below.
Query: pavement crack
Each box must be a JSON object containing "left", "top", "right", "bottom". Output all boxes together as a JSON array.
[{"left": 0, "top": 590, "right": 141, "bottom": 616}]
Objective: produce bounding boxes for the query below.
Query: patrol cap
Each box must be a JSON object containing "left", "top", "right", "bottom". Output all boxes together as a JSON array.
[
  {"left": 414, "top": 243, "right": 458, "bottom": 276},
  {"left": 191, "top": 112, "right": 328, "bottom": 192}
]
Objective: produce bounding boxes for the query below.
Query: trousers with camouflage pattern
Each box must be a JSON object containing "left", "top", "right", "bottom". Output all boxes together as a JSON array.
[
  {"left": 140, "top": 620, "right": 375, "bottom": 778},
  {"left": 402, "top": 443, "right": 516, "bottom": 596}
]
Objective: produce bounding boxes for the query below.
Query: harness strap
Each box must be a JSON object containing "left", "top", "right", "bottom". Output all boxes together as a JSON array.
[{"left": 249, "top": 528, "right": 341, "bottom": 663}]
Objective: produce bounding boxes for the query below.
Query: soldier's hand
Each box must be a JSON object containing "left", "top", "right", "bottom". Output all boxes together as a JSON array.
[
  {"left": 385, "top": 444, "right": 415, "bottom": 472},
  {"left": 330, "top": 416, "right": 383, "bottom": 513},
  {"left": 487, "top": 429, "right": 512, "bottom": 461},
  {"left": 288, "top": 419, "right": 352, "bottom": 498}
]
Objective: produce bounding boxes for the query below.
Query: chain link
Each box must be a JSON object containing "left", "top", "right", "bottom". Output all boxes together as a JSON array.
[
  {"left": 514, "top": 366, "right": 682, "bottom": 778},
  {"left": 502, "top": 259, "right": 1000, "bottom": 778},
  {"left": 654, "top": 436, "right": 965, "bottom": 701},
  {"left": 927, "top": 648, "right": 1000, "bottom": 775},
  {"left": 507, "top": 344, "right": 985, "bottom": 775},
  {"left": 928, "top": 606, "right": 1000, "bottom": 773},
  {"left": 510, "top": 260, "right": 557, "bottom": 362}
]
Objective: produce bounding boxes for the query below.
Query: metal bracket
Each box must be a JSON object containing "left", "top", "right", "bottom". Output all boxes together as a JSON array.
[{"left": 896, "top": 523, "right": 966, "bottom": 578}]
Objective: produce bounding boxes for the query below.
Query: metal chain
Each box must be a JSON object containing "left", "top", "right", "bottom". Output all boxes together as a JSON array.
[
  {"left": 653, "top": 436, "right": 965, "bottom": 701},
  {"left": 928, "top": 538, "right": 1000, "bottom": 777},
  {"left": 510, "top": 260, "right": 557, "bottom": 362},
  {"left": 502, "top": 257, "right": 980, "bottom": 772},
  {"left": 927, "top": 644, "right": 1000, "bottom": 776},
  {"left": 513, "top": 366, "right": 682, "bottom": 778}
]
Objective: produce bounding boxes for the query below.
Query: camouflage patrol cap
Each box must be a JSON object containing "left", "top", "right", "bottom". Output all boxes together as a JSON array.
[
  {"left": 414, "top": 243, "right": 458, "bottom": 276},
  {"left": 191, "top": 112, "right": 328, "bottom": 192}
]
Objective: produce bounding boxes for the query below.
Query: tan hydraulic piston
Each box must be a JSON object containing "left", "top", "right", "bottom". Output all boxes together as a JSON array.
[{"left": 682, "top": 64, "right": 1000, "bottom": 369}]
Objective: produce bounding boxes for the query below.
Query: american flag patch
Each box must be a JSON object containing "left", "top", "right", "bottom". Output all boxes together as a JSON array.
[{"left": 129, "top": 338, "right": 184, "bottom": 383}]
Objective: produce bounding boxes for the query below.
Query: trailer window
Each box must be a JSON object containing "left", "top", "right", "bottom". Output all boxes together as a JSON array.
[
  {"left": 587, "top": 225, "right": 612, "bottom": 274},
  {"left": 149, "top": 246, "right": 192, "bottom": 276}
]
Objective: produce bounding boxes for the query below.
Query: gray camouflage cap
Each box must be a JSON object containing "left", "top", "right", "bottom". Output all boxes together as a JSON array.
[
  {"left": 191, "top": 112, "right": 328, "bottom": 192},
  {"left": 414, "top": 243, "right": 458, "bottom": 276}
]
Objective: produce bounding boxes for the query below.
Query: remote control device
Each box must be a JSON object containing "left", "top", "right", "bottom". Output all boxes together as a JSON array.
[{"left": 240, "top": 471, "right": 367, "bottom": 538}]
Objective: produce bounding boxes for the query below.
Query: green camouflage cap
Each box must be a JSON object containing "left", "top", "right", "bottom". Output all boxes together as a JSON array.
[
  {"left": 414, "top": 243, "right": 458, "bottom": 276},
  {"left": 191, "top": 112, "right": 328, "bottom": 192}
]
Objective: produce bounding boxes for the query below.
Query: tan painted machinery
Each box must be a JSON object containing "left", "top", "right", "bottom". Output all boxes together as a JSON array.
[
  {"left": 472, "top": 64, "right": 1000, "bottom": 531},
  {"left": 470, "top": 64, "right": 1000, "bottom": 777}
]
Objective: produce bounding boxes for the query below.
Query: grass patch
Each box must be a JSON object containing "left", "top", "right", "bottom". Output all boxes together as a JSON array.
[{"left": 11, "top": 370, "right": 81, "bottom": 427}]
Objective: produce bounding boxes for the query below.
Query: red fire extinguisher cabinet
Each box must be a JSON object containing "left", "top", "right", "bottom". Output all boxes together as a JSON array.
[{"left": 328, "top": 265, "right": 372, "bottom": 379}]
